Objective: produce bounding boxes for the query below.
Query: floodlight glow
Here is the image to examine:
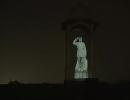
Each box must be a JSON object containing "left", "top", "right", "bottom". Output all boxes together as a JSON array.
[{"left": 73, "top": 37, "right": 88, "bottom": 79}]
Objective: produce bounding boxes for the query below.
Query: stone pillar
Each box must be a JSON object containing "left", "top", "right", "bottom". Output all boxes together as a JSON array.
[{"left": 62, "top": 18, "right": 97, "bottom": 82}]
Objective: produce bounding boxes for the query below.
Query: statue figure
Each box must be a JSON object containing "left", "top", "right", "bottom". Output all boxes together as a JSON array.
[{"left": 73, "top": 37, "right": 88, "bottom": 79}]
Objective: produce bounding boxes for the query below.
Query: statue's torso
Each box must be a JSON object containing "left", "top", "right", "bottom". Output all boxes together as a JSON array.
[{"left": 76, "top": 42, "right": 86, "bottom": 57}]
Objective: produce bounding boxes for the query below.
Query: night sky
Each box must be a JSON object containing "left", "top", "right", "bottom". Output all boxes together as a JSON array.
[{"left": 0, "top": 0, "right": 130, "bottom": 83}]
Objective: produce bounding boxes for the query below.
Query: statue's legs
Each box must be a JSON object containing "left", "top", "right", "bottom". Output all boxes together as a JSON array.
[{"left": 74, "top": 57, "right": 88, "bottom": 79}]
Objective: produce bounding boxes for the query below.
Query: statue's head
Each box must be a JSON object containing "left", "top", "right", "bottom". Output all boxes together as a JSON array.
[{"left": 79, "top": 37, "right": 82, "bottom": 42}]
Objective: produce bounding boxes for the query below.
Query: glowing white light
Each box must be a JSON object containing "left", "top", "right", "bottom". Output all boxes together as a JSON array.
[{"left": 73, "top": 37, "right": 88, "bottom": 79}]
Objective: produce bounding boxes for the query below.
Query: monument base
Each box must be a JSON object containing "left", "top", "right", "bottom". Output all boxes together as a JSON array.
[{"left": 64, "top": 78, "right": 99, "bottom": 87}]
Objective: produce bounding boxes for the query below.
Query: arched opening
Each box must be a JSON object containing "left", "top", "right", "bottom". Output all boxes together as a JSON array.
[{"left": 62, "top": 18, "right": 97, "bottom": 81}]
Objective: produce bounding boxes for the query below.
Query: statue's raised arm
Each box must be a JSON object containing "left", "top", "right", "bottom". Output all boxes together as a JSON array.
[{"left": 73, "top": 37, "right": 79, "bottom": 45}]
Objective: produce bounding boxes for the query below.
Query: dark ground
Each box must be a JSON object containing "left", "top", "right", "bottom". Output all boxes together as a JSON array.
[{"left": 0, "top": 79, "right": 130, "bottom": 100}]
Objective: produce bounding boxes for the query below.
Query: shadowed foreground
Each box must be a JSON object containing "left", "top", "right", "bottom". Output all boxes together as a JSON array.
[{"left": 0, "top": 79, "right": 130, "bottom": 100}]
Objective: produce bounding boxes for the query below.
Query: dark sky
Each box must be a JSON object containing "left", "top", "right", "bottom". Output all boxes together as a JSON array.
[{"left": 0, "top": 0, "right": 130, "bottom": 83}]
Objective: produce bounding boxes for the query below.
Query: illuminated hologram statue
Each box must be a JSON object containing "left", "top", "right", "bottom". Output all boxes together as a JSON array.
[{"left": 73, "top": 37, "right": 88, "bottom": 79}]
